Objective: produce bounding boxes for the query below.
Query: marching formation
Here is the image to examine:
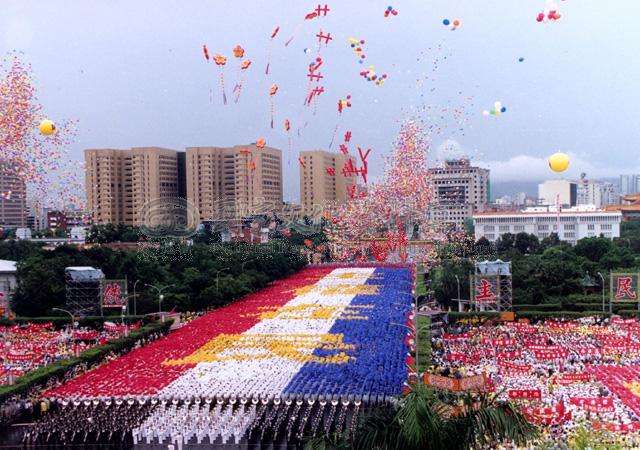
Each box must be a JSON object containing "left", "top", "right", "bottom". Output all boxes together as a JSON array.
[{"left": 30, "top": 265, "right": 413, "bottom": 446}]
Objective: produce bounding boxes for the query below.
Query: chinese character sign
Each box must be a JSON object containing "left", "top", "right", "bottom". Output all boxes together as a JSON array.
[
  {"left": 474, "top": 277, "right": 497, "bottom": 303},
  {"left": 612, "top": 274, "right": 639, "bottom": 302},
  {"left": 102, "top": 280, "right": 126, "bottom": 308}
]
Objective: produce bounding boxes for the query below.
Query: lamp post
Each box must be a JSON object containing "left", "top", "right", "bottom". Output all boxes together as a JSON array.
[
  {"left": 213, "top": 268, "right": 230, "bottom": 294},
  {"left": 145, "top": 284, "right": 175, "bottom": 322},
  {"left": 52, "top": 307, "right": 76, "bottom": 331},
  {"left": 391, "top": 322, "right": 430, "bottom": 378},
  {"left": 596, "top": 272, "right": 605, "bottom": 313},
  {"left": 53, "top": 307, "right": 78, "bottom": 356},
  {"left": 132, "top": 279, "right": 141, "bottom": 316},
  {"left": 240, "top": 259, "right": 257, "bottom": 273}
]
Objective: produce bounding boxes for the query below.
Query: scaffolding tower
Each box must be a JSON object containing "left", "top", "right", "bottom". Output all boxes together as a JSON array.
[
  {"left": 65, "top": 267, "right": 105, "bottom": 316},
  {"left": 470, "top": 259, "right": 513, "bottom": 312}
]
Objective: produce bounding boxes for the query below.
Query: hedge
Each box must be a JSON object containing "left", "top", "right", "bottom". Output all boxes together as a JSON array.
[
  {"left": 447, "top": 311, "right": 614, "bottom": 323},
  {"left": 0, "top": 320, "right": 172, "bottom": 405},
  {"left": 513, "top": 303, "right": 562, "bottom": 312},
  {"left": 561, "top": 302, "right": 636, "bottom": 313}
]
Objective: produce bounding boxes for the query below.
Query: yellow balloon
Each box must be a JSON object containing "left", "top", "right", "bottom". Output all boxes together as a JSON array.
[
  {"left": 548, "top": 152, "right": 570, "bottom": 173},
  {"left": 39, "top": 119, "right": 56, "bottom": 136}
]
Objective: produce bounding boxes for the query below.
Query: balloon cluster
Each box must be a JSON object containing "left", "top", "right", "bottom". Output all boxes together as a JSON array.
[
  {"left": 384, "top": 6, "right": 398, "bottom": 17},
  {"left": 347, "top": 38, "right": 366, "bottom": 64},
  {"left": 536, "top": 2, "right": 563, "bottom": 23},
  {"left": 442, "top": 18, "right": 462, "bottom": 30},
  {"left": 482, "top": 101, "right": 506, "bottom": 117},
  {"left": 359, "top": 66, "right": 388, "bottom": 86},
  {"left": 536, "top": 9, "right": 561, "bottom": 22},
  {"left": 338, "top": 94, "right": 352, "bottom": 113}
]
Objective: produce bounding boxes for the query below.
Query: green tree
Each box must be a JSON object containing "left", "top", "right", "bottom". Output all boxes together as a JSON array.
[
  {"left": 514, "top": 232, "right": 540, "bottom": 255},
  {"left": 306, "top": 384, "right": 536, "bottom": 450}
]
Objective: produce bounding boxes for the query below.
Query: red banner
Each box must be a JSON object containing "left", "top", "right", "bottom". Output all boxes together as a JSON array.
[
  {"left": 554, "top": 373, "right": 590, "bottom": 385},
  {"left": 570, "top": 397, "right": 614, "bottom": 412},
  {"left": 508, "top": 389, "right": 541, "bottom": 400},
  {"left": 423, "top": 373, "right": 459, "bottom": 391}
]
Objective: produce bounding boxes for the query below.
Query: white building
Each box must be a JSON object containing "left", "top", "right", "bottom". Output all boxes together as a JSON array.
[
  {"left": 538, "top": 180, "right": 577, "bottom": 207},
  {"left": 473, "top": 206, "right": 622, "bottom": 245}
]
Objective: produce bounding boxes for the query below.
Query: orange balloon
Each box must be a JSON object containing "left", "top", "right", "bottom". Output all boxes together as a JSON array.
[
  {"left": 256, "top": 138, "right": 266, "bottom": 149},
  {"left": 240, "top": 59, "right": 252, "bottom": 70},
  {"left": 269, "top": 84, "right": 278, "bottom": 96},
  {"left": 213, "top": 54, "right": 227, "bottom": 66}
]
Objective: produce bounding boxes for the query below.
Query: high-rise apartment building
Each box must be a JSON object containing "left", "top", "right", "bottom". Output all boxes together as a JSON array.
[
  {"left": 299, "top": 150, "right": 357, "bottom": 216},
  {"left": 85, "top": 147, "right": 183, "bottom": 226},
  {"left": 576, "top": 177, "right": 619, "bottom": 208},
  {"left": 620, "top": 174, "right": 640, "bottom": 196},
  {"left": 0, "top": 163, "right": 27, "bottom": 227},
  {"left": 186, "top": 145, "right": 283, "bottom": 221},
  {"left": 427, "top": 158, "right": 489, "bottom": 227}
]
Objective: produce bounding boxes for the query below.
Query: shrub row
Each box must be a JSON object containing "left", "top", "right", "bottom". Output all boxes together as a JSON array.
[
  {"left": 447, "top": 310, "right": 615, "bottom": 323},
  {"left": 0, "top": 320, "right": 172, "bottom": 405}
]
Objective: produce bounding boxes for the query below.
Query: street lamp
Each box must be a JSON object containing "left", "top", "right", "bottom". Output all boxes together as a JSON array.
[
  {"left": 52, "top": 307, "right": 76, "bottom": 330},
  {"left": 240, "top": 259, "right": 257, "bottom": 273},
  {"left": 390, "top": 322, "right": 431, "bottom": 378},
  {"left": 132, "top": 279, "right": 141, "bottom": 316},
  {"left": 213, "top": 267, "right": 230, "bottom": 294},
  {"left": 145, "top": 284, "right": 175, "bottom": 322},
  {"left": 596, "top": 272, "right": 605, "bottom": 313}
]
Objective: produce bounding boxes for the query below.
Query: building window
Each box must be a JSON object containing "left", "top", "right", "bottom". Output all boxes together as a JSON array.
[
  {"left": 564, "top": 224, "right": 575, "bottom": 230},
  {"left": 499, "top": 225, "right": 509, "bottom": 232},
  {"left": 601, "top": 224, "right": 612, "bottom": 230},
  {"left": 587, "top": 224, "right": 595, "bottom": 230}
]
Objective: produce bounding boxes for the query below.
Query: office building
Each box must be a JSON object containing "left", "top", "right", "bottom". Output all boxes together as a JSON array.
[
  {"left": 427, "top": 158, "right": 490, "bottom": 227},
  {"left": 85, "top": 147, "right": 183, "bottom": 226},
  {"left": 299, "top": 150, "right": 357, "bottom": 216},
  {"left": 186, "top": 145, "right": 283, "bottom": 221},
  {"left": 473, "top": 206, "right": 622, "bottom": 245},
  {"left": 0, "top": 163, "right": 27, "bottom": 227},
  {"left": 538, "top": 180, "right": 577, "bottom": 207}
]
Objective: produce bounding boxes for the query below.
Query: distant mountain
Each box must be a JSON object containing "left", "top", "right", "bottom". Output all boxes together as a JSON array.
[
  {"left": 490, "top": 181, "right": 539, "bottom": 199},
  {"left": 490, "top": 177, "right": 620, "bottom": 200}
]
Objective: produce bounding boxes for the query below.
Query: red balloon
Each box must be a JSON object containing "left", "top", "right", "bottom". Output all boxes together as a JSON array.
[{"left": 536, "top": 13, "right": 544, "bottom": 22}]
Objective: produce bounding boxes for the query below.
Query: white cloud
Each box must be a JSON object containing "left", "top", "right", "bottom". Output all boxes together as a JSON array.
[{"left": 477, "top": 153, "right": 637, "bottom": 182}]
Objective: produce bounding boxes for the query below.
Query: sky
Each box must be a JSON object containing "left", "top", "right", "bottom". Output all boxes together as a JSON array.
[{"left": 2, "top": 0, "right": 640, "bottom": 201}]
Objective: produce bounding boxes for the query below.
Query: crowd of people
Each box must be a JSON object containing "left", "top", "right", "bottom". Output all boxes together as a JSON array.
[
  {"left": 430, "top": 316, "right": 640, "bottom": 445},
  {"left": 0, "top": 321, "right": 138, "bottom": 385}
]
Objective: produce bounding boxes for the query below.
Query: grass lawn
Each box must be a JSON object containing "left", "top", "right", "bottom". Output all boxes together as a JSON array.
[{"left": 416, "top": 314, "right": 431, "bottom": 373}]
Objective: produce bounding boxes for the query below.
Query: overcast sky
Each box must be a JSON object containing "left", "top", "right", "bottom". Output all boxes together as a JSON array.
[{"left": 2, "top": 0, "right": 639, "bottom": 201}]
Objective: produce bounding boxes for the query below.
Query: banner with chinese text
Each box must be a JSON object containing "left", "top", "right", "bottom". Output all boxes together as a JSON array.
[
  {"left": 611, "top": 273, "right": 639, "bottom": 303},
  {"left": 101, "top": 279, "right": 127, "bottom": 308}
]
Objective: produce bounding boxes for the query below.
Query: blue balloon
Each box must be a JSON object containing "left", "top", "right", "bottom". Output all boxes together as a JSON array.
[
  {"left": 518, "top": 57, "right": 525, "bottom": 62},
  {"left": 501, "top": 107, "right": 507, "bottom": 113},
  {"left": 443, "top": 18, "right": 450, "bottom": 26}
]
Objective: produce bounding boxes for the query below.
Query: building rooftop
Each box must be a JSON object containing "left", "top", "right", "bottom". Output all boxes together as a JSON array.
[
  {"left": 0, "top": 259, "right": 17, "bottom": 273},
  {"left": 474, "top": 209, "right": 622, "bottom": 217}
]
